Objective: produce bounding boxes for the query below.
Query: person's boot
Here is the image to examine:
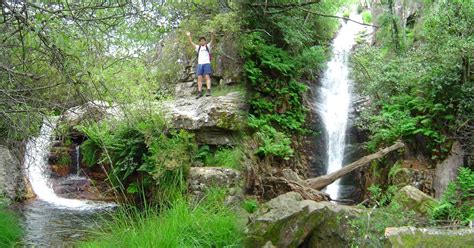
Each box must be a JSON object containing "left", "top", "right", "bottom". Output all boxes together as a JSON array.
[
  {"left": 205, "top": 88, "right": 211, "bottom": 97},
  {"left": 196, "top": 90, "right": 203, "bottom": 99}
]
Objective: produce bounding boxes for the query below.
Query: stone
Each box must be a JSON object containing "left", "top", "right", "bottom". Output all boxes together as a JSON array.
[
  {"left": 391, "top": 185, "right": 437, "bottom": 216},
  {"left": 434, "top": 141, "right": 465, "bottom": 198},
  {"left": 244, "top": 192, "right": 362, "bottom": 248},
  {"left": 188, "top": 167, "right": 242, "bottom": 197},
  {"left": 163, "top": 92, "right": 247, "bottom": 131},
  {"left": 61, "top": 101, "right": 122, "bottom": 127},
  {"left": 0, "top": 146, "right": 26, "bottom": 201},
  {"left": 175, "top": 81, "right": 196, "bottom": 97},
  {"left": 385, "top": 226, "right": 474, "bottom": 248}
]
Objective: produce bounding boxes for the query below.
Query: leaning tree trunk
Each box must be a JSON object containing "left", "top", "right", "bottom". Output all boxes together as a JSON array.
[{"left": 306, "top": 141, "right": 405, "bottom": 190}]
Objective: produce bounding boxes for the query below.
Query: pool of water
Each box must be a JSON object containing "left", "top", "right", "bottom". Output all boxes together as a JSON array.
[{"left": 21, "top": 200, "right": 114, "bottom": 247}]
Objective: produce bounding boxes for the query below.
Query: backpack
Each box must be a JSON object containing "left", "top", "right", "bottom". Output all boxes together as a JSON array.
[{"left": 197, "top": 45, "right": 211, "bottom": 61}]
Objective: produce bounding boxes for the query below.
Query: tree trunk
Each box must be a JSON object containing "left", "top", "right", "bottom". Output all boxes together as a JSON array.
[{"left": 306, "top": 142, "right": 405, "bottom": 190}]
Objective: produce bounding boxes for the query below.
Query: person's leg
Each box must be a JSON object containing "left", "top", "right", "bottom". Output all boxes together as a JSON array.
[
  {"left": 196, "top": 64, "right": 204, "bottom": 98},
  {"left": 204, "top": 64, "right": 212, "bottom": 96},
  {"left": 197, "top": 75, "right": 203, "bottom": 92}
]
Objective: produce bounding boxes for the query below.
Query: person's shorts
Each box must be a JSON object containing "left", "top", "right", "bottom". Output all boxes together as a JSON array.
[{"left": 197, "top": 63, "right": 212, "bottom": 76}]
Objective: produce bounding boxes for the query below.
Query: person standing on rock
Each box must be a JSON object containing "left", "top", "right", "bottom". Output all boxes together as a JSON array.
[{"left": 186, "top": 31, "right": 215, "bottom": 98}]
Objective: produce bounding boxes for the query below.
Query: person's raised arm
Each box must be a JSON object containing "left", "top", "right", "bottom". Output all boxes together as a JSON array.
[{"left": 186, "top": 31, "right": 197, "bottom": 48}]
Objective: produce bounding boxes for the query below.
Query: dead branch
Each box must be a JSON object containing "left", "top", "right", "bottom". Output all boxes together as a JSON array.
[{"left": 306, "top": 141, "right": 405, "bottom": 190}]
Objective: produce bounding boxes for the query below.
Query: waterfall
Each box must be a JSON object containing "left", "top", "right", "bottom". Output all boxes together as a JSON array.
[
  {"left": 316, "top": 13, "right": 366, "bottom": 200},
  {"left": 24, "top": 118, "right": 112, "bottom": 209}
]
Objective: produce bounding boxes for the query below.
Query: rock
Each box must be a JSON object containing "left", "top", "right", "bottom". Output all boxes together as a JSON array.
[
  {"left": 244, "top": 192, "right": 362, "bottom": 248},
  {"left": 61, "top": 101, "right": 122, "bottom": 127},
  {"left": 391, "top": 185, "right": 437, "bottom": 216},
  {"left": 175, "top": 81, "right": 196, "bottom": 97},
  {"left": 434, "top": 141, "right": 465, "bottom": 198},
  {"left": 390, "top": 160, "right": 435, "bottom": 196},
  {"left": 188, "top": 167, "right": 242, "bottom": 198},
  {"left": 163, "top": 92, "right": 246, "bottom": 131},
  {"left": 385, "top": 226, "right": 474, "bottom": 248},
  {"left": 0, "top": 146, "right": 26, "bottom": 201}
]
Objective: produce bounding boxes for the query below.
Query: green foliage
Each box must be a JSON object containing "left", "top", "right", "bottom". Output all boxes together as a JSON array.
[
  {"left": 361, "top": 10, "right": 372, "bottom": 24},
  {"left": 0, "top": 203, "right": 23, "bottom": 247},
  {"left": 77, "top": 113, "right": 196, "bottom": 204},
  {"left": 239, "top": 0, "right": 348, "bottom": 161},
  {"left": 350, "top": 184, "right": 418, "bottom": 246},
  {"left": 81, "top": 189, "right": 243, "bottom": 248},
  {"left": 432, "top": 167, "right": 474, "bottom": 225},
  {"left": 352, "top": 0, "right": 473, "bottom": 157},
  {"left": 248, "top": 115, "right": 294, "bottom": 160},
  {"left": 349, "top": 200, "right": 418, "bottom": 247},
  {"left": 58, "top": 153, "right": 73, "bottom": 167},
  {"left": 206, "top": 147, "right": 244, "bottom": 170},
  {"left": 241, "top": 199, "right": 259, "bottom": 214},
  {"left": 367, "top": 184, "right": 398, "bottom": 207}
]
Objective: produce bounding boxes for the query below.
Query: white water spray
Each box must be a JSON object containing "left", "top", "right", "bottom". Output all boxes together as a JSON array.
[
  {"left": 317, "top": 14, "right": 367, "bottom": 200},
  {"left": 25, "top": 118, "right": 113, "bottom": 209}
]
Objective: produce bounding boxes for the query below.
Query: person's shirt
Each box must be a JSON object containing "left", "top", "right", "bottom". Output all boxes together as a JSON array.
[{"left": 195, "top": 42, "right": 211, "bottom": 65}]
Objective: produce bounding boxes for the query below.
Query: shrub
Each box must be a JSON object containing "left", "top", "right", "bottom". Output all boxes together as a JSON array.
[
  {"left": 362, "top": 10, "right": 372, "bottom": 24},
  {"left": 241, "top": 199, "right": 258, "bottom": 214},
  {"left": 77, "top": 113, "right": 196, "bottom": 204},
  {"left": 432, "top": 167, "right": 474, "bottom": 226},
  {"left": 349, "top": 185, "right": 418, "bottom": 247}
]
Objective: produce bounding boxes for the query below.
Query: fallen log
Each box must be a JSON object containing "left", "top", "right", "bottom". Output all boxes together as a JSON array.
[{"left": 306, "top": 141, "right": 405, "bottom": 190}]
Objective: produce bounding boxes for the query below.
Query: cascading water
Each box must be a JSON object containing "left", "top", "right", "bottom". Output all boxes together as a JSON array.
[
  {"left": 75, "top": 145, "right": 81, "bottom": 177},
  {"left": 316, "top": 13, "right": 366, "bottom": 200},
  {"left": 23, "top": 118, "right": 115, "bottom": 246}
]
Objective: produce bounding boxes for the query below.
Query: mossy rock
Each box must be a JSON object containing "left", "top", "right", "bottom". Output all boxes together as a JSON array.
[
  {"left": 391, "top": 185, "right": 437, "bottom": 217},
  {"left": 385, "top": 227, "right": 474, "bottom": 248}
]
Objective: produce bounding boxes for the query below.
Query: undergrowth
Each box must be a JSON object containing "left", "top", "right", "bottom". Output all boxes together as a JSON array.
[{"left": 80, "top": 188, "right": 243, "bottom": 248}]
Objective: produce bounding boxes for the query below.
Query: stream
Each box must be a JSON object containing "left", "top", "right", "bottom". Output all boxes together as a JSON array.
[{"left": 21, "top": 118, "right": 115, "bottom": 247}]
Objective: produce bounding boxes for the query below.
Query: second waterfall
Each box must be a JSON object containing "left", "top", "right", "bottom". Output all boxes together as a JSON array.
[{"left": 316, "top": 13, "right": 367, "bottom": 200}]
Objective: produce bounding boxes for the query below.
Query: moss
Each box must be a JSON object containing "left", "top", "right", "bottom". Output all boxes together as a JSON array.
[{"left": 388, "top": 229, "right": 474, "bottom": 248}]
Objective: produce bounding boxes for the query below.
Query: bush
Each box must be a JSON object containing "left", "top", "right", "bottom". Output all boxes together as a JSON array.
[
  {"left": 432, "top": 167, "right": 474, "bottom": 226},
  {"left": 241, "top": 199, "right": 258, "bottom": 214},
  {"left": 362, "top": 10, "right": 372, "bottom": 24},
  {"left": 349, "top": 185, "right": 418, "bottom": 247},
  {"left": 81, "top": 189, "right": 243, "bottom": 247},
  {"left": 77, "top": 113, "right": 197, "bottom": 205},
  {"left": 0, "top": 203, "right": 23, "bottom": 247}
]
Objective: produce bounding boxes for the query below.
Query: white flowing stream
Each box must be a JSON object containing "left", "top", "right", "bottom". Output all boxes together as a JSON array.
[
  {"left": 316, "top": 13, "right": 366, "bottom": 200},
  {"left": 23, "top": 118, "right": 115, "bottom": 246}
]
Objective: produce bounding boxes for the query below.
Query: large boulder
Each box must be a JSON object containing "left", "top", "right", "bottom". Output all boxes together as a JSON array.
[
  {"left": 163, "top": 92, "right": 247, "bottom": 145},
  {"left": 244, "top": 192, "right": 362, "bottom": 248},
  {"left": 385, "top": 226, "right": 474, "bottom": 248},
  {"left": 0, "top": 146, "right": 26, "bottom": 201},
  {"left": 188, "top": 167, "right": 242, "bottom": 198},
  {"left": 391, "top": 185, "right": 437, "bottom": 216},
  {"left": 61, "top": 101, "right": 122, "bottom": 127},
  {"left": 434, "top": 141, "right": 465, "bottom": 198}
]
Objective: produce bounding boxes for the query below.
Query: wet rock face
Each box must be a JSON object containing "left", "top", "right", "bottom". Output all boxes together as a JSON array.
[
  {"left": 244, "top": 192, "right": 362, "bottom": 248},
  {"left": 385, "top": 226, "right": 474, "bottom": 248},
  {"left": 0, "top": 146, "right": 25, "bottom": 201},
  {"left": 434, "top": 142, "right": 465, "bottom": 198}
]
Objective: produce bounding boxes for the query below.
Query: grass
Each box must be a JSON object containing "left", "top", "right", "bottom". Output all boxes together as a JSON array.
[
  {"left": 206, "top": 147, "right": 243, "bottom": 170},
  {"left": 80, "top": 189, "right": 243, "bottom": 248},
  {"left": 0, "top": 203, "right": 23, "bottom": 247}
]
